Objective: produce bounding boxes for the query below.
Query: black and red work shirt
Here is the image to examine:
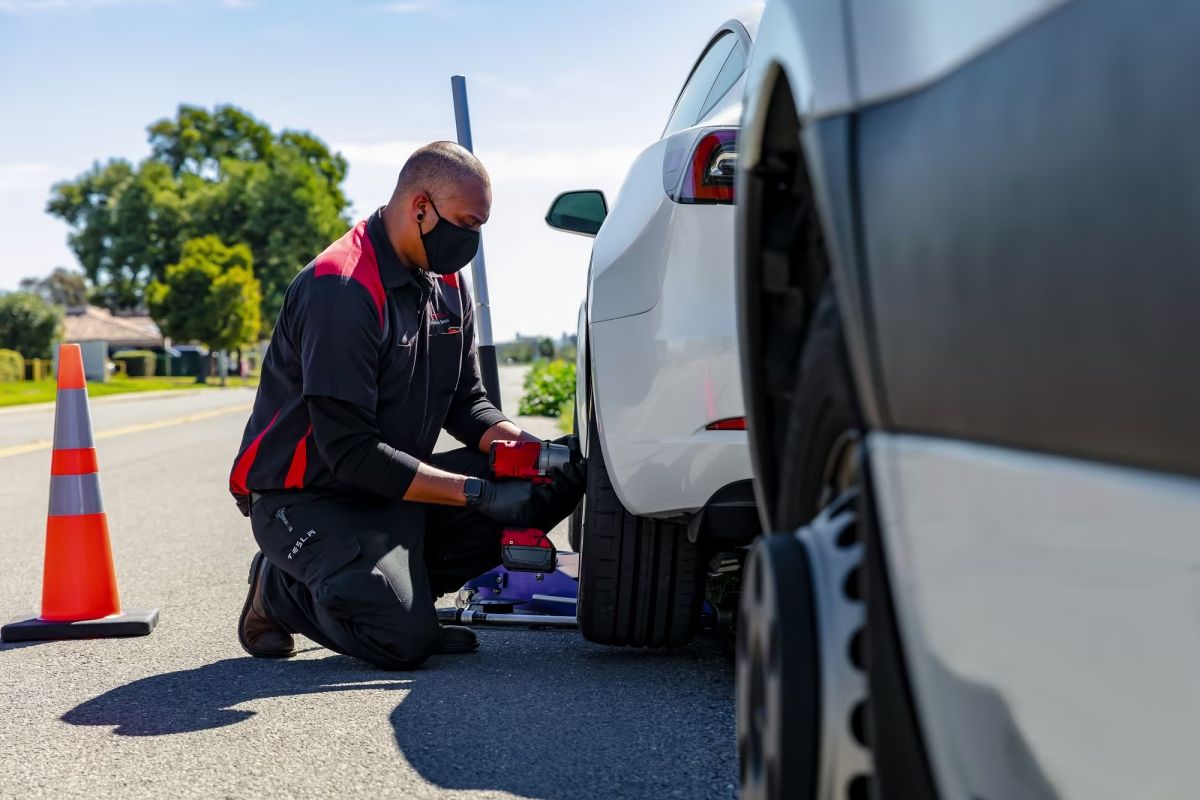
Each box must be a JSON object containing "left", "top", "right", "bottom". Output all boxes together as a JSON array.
[{"left": 229, "top": 209, "right": 505, "bottom": 511}]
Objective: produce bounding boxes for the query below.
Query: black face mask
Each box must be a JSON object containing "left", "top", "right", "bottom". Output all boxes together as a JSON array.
[{"left": 418, "top": 197, "right": 480, "bottom": 275}]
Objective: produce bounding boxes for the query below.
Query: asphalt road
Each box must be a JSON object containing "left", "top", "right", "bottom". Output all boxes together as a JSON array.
[{"left": 0, "top": 366, "right": 735, "bottom": 799}]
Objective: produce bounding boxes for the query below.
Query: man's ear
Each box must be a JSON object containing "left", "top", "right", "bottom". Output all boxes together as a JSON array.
[{"left": 412, "top": 192, "right": 428, "bottom": 222}]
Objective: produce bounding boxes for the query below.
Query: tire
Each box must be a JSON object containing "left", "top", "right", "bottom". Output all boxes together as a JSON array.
[
  {"left": 774, "top": 286, "right": 863, "bottom": 531},
  {"left": 737, "top": 531, "right": 820, "bottom": 800},
  {"left": 576, "top": 405, "right": 705, "bottom": 647},
  {"left": 739, "top": 288, "right": 875, "bottom": 799},
  {"left": 738, "top": 493, "right": 871, "bottom": 800}
]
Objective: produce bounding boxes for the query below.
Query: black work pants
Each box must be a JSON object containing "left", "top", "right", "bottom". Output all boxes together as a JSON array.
[{"left": 249, "top": 448, "right": 559, "bottom": 670}]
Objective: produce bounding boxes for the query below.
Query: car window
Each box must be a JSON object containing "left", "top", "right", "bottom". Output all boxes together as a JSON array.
[
  {"left": 663, "top": 33, "right": 737, "bottom": 137},
  {"left": 698, "top": 44, "right": 747, "bottom": 122}
]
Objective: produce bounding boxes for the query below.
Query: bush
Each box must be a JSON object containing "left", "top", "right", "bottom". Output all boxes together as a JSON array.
[
  {"left": 557, "top": 397, "right": 575, "bottom": 434},
  {"left": 112, "top": 349, "right": 157, "bottom": 377},
  {"left": 0, "top": 349, "right": 24, "bottom": 383},
  {"left": 518, "top": 359, "right": 576, "bottom": 417},
  {"left": 0, "top": 293, "right": 62, "bottom": 359}
]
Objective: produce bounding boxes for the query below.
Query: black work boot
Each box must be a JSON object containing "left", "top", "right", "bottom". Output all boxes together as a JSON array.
[
  {"left": 238, "top": 552, "right": 296, "bottom": 658},
  {"left": 436, "top": 624, "right": 479, "bottom": 654}
]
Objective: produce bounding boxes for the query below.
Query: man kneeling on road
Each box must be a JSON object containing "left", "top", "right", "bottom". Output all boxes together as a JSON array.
[{"left": 229, "top": 141, "right": 584, "bottom": 670}]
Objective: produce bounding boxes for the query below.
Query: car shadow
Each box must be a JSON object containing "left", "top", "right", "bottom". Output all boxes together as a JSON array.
[
  {"left": 62, "top": 653, "right": 411, "bottom": 736},
  {"left": 390, "top": 628, "right": 737, "bottom": 800}
]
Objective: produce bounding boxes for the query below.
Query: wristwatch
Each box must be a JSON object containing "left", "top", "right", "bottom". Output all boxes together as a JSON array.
[{"left": 462, "top": 477, "right": 485, "bottom": 507}]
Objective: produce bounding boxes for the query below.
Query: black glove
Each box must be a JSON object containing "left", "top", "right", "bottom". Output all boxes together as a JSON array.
[
  {"left": 547, "top": 434, "right": 587, "bottom": 490},
  {"left": 468, "top": 478, "right": 540, "bottom": 527},
  {"left": 534, "top": 435, "right": 587, "bottom": 523}
]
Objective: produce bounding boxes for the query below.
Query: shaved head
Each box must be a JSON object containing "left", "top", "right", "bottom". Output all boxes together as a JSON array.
[
  {"left": 382, "top": 141, "right": 492, "bottom": 272},
  {"left": 394, "top": 141, "right": 490, "bottom": 200}
]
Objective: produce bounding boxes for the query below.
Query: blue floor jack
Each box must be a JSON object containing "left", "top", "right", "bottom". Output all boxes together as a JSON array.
[
  {"left": 438, "top": 440, "right": 580, "bottom": 629},
  {"left": 437, "top": 549, "right": 579, "bottom": 629}
]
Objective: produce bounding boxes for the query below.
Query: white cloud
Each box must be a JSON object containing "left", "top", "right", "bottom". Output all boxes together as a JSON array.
[
  {"left": 0, "top": 163, "right": 53, "bottom": 193},
  {"left": 335, "top": 140, "right": 638, "bottom": 188},
  {"left": 372, "top": 1, "right": 432, "bottom": 13}
]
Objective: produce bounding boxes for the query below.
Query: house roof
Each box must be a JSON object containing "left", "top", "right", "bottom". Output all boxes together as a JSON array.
[{"left": 63, "top": 306, "right": 163, "bottom": 348}]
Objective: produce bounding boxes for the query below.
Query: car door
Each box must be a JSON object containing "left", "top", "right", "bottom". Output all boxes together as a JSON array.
[{"left": 848, "top": 0, "right": 1200, "bottom": 797}]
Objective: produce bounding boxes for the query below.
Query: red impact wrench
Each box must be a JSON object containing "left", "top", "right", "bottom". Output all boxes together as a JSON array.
[{"left": 488, "top": 440, "right": 572, "bottom": 572}]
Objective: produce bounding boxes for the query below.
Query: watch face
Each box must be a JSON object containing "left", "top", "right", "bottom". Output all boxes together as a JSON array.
[{"left": 464, "top": 478, "right": 483, "bottom": 500}]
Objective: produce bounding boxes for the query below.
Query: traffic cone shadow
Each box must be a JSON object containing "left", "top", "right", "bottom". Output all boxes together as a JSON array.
[{"left": 1, "top": 343, "right": 159, "bottom": 642}]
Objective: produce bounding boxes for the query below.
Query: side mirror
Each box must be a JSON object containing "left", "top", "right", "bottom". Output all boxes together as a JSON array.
[{"left": 545, "top": 190, "right": 608, "bottom": 237}]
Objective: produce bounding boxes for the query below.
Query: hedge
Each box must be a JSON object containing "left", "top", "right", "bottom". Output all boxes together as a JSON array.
[
  {"left": 0, "top": 349, "right": 23, "bottom": 383},
  {"left": 112, "top": 349, "right": 157, "bottom": 377},
  {"left": 518, "top": 359, "right": 576, "bottom": 417}
]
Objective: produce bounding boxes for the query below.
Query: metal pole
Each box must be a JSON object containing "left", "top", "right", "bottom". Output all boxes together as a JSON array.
[{"left": 451, "top": 74, "right": 502, "bottom": 410}]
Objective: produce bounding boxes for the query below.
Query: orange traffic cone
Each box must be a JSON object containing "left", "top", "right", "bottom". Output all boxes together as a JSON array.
[{"left": 1, "top": 344, "right": 158, "bottom": 642}]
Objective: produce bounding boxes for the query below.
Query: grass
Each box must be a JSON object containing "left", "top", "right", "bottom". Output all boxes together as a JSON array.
[{"left": 0, "top": 375, "right": 259, "bottom": 408}]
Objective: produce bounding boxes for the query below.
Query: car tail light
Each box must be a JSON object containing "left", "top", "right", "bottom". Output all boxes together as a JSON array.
[
  {"left": 705, "top": 417, "right": 746, "bottom": 431},
  {"left": 679, "top": 130, "right": 737, "bottom": 204}
]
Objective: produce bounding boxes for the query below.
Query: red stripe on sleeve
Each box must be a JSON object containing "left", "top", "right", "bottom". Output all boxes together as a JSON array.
[
  {"left": 283, "top": 425, "right": 312, "bottom": 489},
  {"left": 229, "top": 409, "right": 281, "bottom": 495},
  {"left": 314, "top": 220, "right": 386, "bottom": 328}
]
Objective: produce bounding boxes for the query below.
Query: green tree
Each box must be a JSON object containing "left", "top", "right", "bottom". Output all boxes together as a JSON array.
[
  {"left": 0, "top": 292, "right": 63, "bottom": 359},
  {"left": 48, "top": 104, "right": 349, "bottom": 330},
  {"left": 19, "top": 267, "right": 90, "bottom": 308},
  {"left": 147, "top": 235, "right": 261, "bottom": 386}
]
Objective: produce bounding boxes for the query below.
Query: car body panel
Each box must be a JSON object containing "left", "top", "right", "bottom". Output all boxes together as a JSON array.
[
  {"left": 574, "top": 299, "right": 589, "bottom": 450},
  {"left": 737, "top": 1, "right": 888, "bottom": 430},
  {"left": 870, "top": 433, "right": 1200, "bottom": 800},
  {"left": 577, "top": 10, "right": 760, "bottom": 517},
  {"left": 741, "top": 0, "right": 1200, "bottom": 794},
  {"left": 849, "top": 0, "right": 1069, "bottom": 106},
  {"left": 590, "top": 201, "right": 751, "bottom": 516},
  {"left": 855, "top": 0, "right": 1200, "bottom": 476},
  {"left": 588, "top": 138, "right": 676, "bottom": 323},
  {"left": 741, "top": 0, "right": 854, "bottom": 125}
]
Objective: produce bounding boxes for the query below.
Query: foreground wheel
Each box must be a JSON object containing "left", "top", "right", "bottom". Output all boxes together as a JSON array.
[
  {"left": 738, "top": 493, "right": 871, "bottom": 800},
  {"left": 576, "top": 406, "right": 705, "bottom": 647}
]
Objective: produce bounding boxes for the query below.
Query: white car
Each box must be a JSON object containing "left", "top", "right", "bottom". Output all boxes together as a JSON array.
[
  {"left": 735, "top": 0, "right": 1200, "bottom": 798},
  {"left": 545, "top": 6, "right": 763, "bottom": 647}
]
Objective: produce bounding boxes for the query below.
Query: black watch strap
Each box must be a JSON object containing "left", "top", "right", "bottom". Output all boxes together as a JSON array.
[{"left": 462, "top": 477, "right": 485, "bottom": 507}]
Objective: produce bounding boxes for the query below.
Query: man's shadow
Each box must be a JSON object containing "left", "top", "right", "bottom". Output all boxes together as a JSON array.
[
  {"left": 62, "top": 652, "right": 410, "bottom": 736},
  {"left": 61, "top": 634, "right": 737, "bottom": 798}
]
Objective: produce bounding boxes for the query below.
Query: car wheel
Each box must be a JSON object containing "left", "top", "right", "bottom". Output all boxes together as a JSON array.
[
  {"left": 738, "top": 491, "right": 871, "bottom": 800},
  {"left": 738, "top": 287, "right": 874, "bottom": 798},
  {"left": 576, "top": 405, "right": 705, "bottom": 647}
]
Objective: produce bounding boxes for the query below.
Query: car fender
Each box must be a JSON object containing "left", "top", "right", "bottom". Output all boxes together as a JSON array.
[{"left": 575, "top": 299, "right": 589, "bottom": 456}]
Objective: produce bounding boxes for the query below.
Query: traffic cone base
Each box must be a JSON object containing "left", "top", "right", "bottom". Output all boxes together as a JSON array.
[{"left": 1, "top": 608, "right": 159, "bottom": 643}]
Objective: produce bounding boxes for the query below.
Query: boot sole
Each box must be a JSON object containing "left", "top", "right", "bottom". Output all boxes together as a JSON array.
[
  {"left": 239, "top": 552, "right": 295, "bottom": 659},
  {"left": 436, "top": 640, "right": 481, "bottom": 655}
]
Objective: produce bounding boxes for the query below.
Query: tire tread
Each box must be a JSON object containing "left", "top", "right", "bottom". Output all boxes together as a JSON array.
[{"left": 577, "top": 409, "right": 704, "bottom": 647}]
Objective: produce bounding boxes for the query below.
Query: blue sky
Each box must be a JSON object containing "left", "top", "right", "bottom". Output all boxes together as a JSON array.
[{"left": 0, "top": 0, "right": 746, "bottom": 341}]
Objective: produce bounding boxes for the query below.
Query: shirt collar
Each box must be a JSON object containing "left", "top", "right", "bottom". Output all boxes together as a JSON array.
[{"left": 367, "top": 207, "right": 415, "bottom": 291}]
